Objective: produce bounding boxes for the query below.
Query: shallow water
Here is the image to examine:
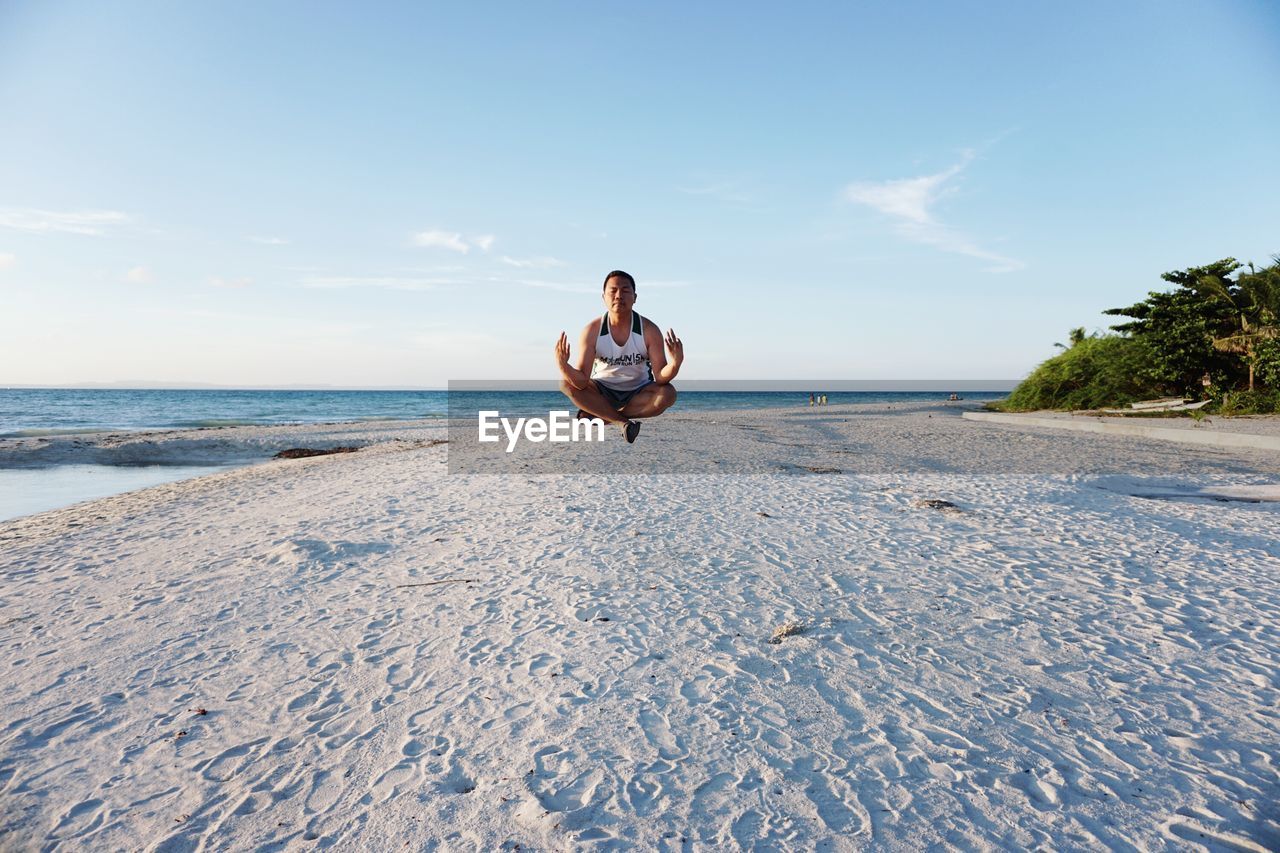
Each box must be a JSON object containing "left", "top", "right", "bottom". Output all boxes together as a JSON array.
[{"left": 0, "top": 463, "right": 231, "bottom": 522}]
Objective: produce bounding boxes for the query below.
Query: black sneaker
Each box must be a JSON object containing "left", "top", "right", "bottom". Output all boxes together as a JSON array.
[{"left": 622, "top": 420, "right": 641, "bottom": 444}]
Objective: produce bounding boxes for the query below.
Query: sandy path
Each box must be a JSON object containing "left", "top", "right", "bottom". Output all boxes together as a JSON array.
[{"left": 1, "top": 406, "right": 1278, "bottom": 850}]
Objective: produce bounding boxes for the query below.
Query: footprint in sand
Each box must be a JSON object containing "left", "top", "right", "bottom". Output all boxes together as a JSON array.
[
  {"left": 639, "top": 707, "right": 686, "bottom": 760},
  {"left": 33, "top": 703, "right": 100, "bottom": 743},
  {"left": 384, "top": 662, "right": 413, "bottom": 688},
  {"left": 197, "top": 737, "right": 269, "bottom": 783},
  {"left": 504, "top": 702, "right": 534, "bottom": 722},
  {"left": 322, "top": 721, "right": 377, "bottom": 751},
  {"left": 441, "top": 757, "right": 477, "bottom": 795},
  {"left": 526, "top": 653, "right": 560, "bottom": 677},
  {"left": 625, "top": 775, "right": 661, "bottom": 815},
  {"left": 760, "top": 726, "right": 793, "bottom": 751},
  {"left": 304, "top": 769, "right": 343, "bottom": 815},
  {"left": 680, "top": 674, "right": 713, "bottom": 704},
  {"left": 690, "top": 772, "right": 737, "bottom": 828},
  {"left": 1009, "top": 770, "right": 1061, "bottom": 808},
  {"left": 625, "top": 760, "right": 674, "bottom": 815},
  {"left": 50, "top": 797, "right": 106, "bottom": 840},
  {"left": 286, "top": 683, "right": 324, "bottom": 713},
  {"left": 573, "top": 826, "right": 617, "bottom": 845},
  {"left": 367, "top": 761, "right": 418, "bottom": 804},
  {"left": 465, "top": 639, "right": 496, "bottom": 666},
  {"left": 802, "top": 775, "right": 866, "bottom": 835},
  {"left": 405, "top": 708, "right": 435, "bottom": 734},
  {"left": 573, "top": 602, "right": 609, "bottom": 622},
  {"left": 538, "top": 767, "right": 603, "bottom": 812},
  {"left": 532, "top": 744, "right": 564, "bottom": 776},
  {"left": 907, "top": 755, "right": 962, "bottom": 783}
]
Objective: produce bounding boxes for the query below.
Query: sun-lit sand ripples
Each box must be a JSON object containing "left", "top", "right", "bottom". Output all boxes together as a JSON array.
[{"left": 0, "top": 405, "right": 1277, "bottom": 850}]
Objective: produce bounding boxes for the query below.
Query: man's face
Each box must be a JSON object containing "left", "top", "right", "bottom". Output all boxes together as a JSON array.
[{"left": 603, "top": 276, "right": 636, "bottom": 312}]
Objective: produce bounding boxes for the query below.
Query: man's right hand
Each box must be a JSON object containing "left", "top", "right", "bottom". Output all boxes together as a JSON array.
[{"left": 555, "top": 332, "right": 571, "bottom": 368}]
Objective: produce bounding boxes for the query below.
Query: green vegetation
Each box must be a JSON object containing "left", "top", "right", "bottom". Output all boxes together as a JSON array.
[{"left": 1001, "top": 256, "right": 1280, "bottom": 414}]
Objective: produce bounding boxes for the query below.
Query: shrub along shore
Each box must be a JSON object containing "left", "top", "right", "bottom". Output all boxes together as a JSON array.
[{"left": 998, "top": 256, "right": 1280, "bottom": 414}]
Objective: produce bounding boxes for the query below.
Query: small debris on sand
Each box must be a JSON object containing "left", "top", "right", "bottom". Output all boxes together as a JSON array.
[
  {"left": 757, "top": 511, "right": 773, "bottom": 518},
  {"left": 769, "top": 620, "right": 806, "bottom": 644},
  {"left": 273, "top": 446, "right": 361, "bottom": 460},
  {"left": 804, "top": 466, "right": 842, "bottom": 474},
  {"left": 913, "top": 498, "right": 961, "bottom": 512},
  {"left": 394, "top": 578, "right": 478, "bottom": 589}
]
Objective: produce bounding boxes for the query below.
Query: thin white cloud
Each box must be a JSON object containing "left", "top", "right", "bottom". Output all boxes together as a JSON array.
[
  {"left": 398, "top": 264, "right": 470, "bottom": 274},
  {"left": 155, "top": 306, "right": 370, "bottom": 338},
  {"left": 500, "top": 255, "right": 567, "bottom": 270},
  {"left": 0, "top": 208, "right": 131, "bottom": 236},
  {"left": 894, "top": 222, "right": 1024, "bottom": 274},
  {"left": 209, "top": 275, "right": 252, "bottom": 289},
  {"left": 412, "top": 230, "right": 470, "bottom": 252},
  {"left": 844, "top": 152, "right": 1024, "bottom": 273},
  {"left": 510, "top": 278, "right": 597, "bottom": 294},
  {"left": 295, "top": 269, "right": 609, "bottom": 294},
  {"left": 675, "top": 181, "right": 752, "bottom": 204},
  {"left": 411, "top": 229, "right": 496, "bottom": 254},
  {"left": 0, "top": 253, "right": 14, "bottom": 270},
  {"left": 125, "top": 265, "right": 153, "bottom": 284},
  {"left": 249, "top": 236, "right": 289, "bottom": 245},
  {"left": 299, "top": 275, "right": 446, "bottom": 291}
]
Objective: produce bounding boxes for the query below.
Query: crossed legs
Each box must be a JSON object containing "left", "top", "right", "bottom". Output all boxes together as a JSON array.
[{"left": 559, "top": 381, "right": 677, "bottom": 424}]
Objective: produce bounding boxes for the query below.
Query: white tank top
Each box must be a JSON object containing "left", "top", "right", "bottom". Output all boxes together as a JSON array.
[{"left": 591, "top": 312, "right": 653, "bottom": 391}]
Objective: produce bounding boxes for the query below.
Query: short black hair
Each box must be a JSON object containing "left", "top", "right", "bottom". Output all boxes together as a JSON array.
[{"left": 602, "top": 270, "right": 636, "bottom": 292}]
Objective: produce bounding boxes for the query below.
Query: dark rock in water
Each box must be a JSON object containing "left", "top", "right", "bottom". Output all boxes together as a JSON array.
[
  {"left": 913, "top": 498, "right": 960, "bottom": 511},
  {"left": 274, "top": 446, "right": 361, "bottom": 459}
]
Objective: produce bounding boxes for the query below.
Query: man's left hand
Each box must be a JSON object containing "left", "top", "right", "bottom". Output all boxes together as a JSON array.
[{"left": 665, "top": 329, "right": 684, "bottom": 366}]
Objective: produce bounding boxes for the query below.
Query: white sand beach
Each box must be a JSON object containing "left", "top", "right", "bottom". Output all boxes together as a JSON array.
[{"left": 2, "top": 403, "right": 1278, "bottom": 850}]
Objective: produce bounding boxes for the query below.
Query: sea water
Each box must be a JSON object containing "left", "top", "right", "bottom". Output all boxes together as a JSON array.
[
  {"left": 0, "top": 389, "right": 448, "bottom": 436},
  {"left": 0, "top": 388, "right": 1005, "bottom": 436},
  {"left": 0, "top": 388, "right": 1007, "bottom": 521}
]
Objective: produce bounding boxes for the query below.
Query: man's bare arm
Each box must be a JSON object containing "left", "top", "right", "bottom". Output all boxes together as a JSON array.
[
  {"left": 556, "top": 322, "right": 598, "bottom": 390},
  {"left": 644, "top": 320, "right": 683, "bottom": 384}
]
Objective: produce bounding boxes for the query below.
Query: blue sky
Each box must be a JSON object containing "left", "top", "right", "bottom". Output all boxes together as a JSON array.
[{"left": 1, "top": 1, "right": 1277, "bottom": 387}]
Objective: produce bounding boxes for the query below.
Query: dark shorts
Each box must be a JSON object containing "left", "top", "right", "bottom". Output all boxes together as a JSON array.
[{"left": 594, "top": 380, "right": 652, "bottom": 410}]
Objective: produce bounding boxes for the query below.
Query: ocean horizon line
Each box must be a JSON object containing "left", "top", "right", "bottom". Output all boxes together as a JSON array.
[{"left": 2, "top": 380, "right": 1021, "bottom": 392}]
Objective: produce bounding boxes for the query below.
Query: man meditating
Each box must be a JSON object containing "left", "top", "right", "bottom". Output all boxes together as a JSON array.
[{"left": 555, "top": 270, "right": 683, "bottom": 443}]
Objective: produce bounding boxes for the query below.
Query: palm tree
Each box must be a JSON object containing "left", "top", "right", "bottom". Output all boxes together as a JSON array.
[
  {"left": 1201, "top": 258, "right": 1280, "bottom": 390},
  {"left": 1053, "top": 327, "right": 1087, "bottom": 350}
]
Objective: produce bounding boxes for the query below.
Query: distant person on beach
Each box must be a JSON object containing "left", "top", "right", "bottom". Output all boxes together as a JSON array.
[{"left": 555, "top": 270, "right": 683, "bottom": 443}]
